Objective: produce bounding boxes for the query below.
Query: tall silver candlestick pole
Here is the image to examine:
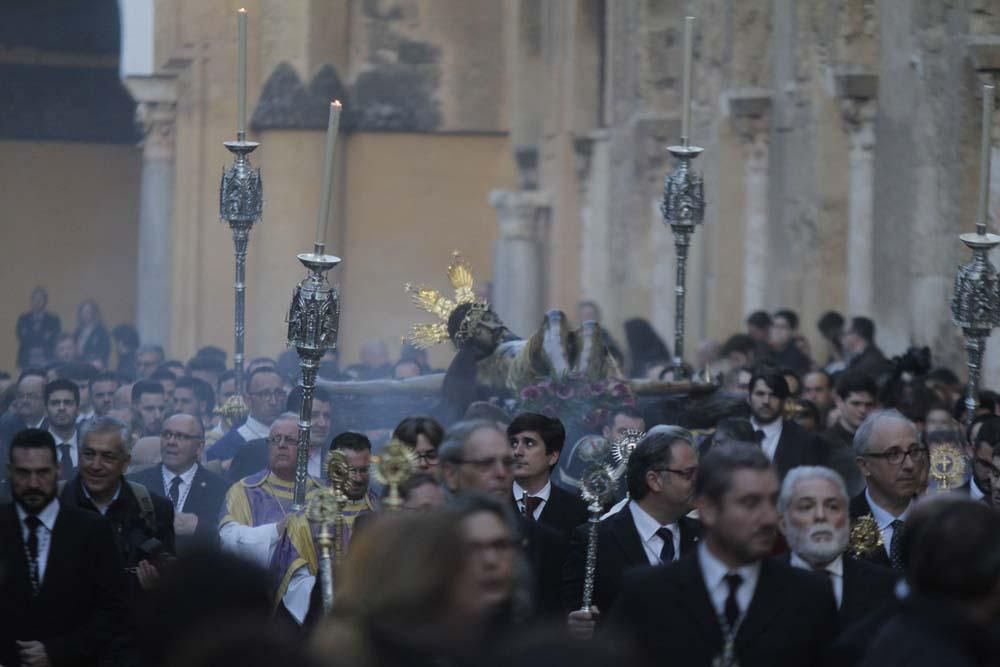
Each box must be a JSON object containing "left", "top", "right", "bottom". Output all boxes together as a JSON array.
[
  {"left": 220, "top": 8, "right": 262, "bottom": 405},
  {"left": 660, "top": 16, "right": 704, "bottom": 380},
  {"left": 952, "top": 82, "right": 1000, "bottom": 428},
  {"left": 290, "top": 102, "right": 342, "bottom": 510}
]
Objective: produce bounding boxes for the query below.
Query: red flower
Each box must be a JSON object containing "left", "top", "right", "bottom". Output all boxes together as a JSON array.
[{"left": 521, "top": 386, "right": 541, "bottom": 401}]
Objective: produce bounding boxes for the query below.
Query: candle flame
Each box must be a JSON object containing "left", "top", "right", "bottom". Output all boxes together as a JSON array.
[
  {"left": 332, "top": 100, "right": 342, "bottom": 108},
  {"left": 238, "top": 7, "right": 247, "bottom": 13}
]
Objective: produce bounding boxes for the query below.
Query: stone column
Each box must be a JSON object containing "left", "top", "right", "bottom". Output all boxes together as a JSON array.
[
  {"left": 126, "top": 75, "right": 178, "bottom": 351},
  {"left": 726, "top": 89, "right": 772, "bottom": 314},
  {"left": 490, "top": 190, "right": 551, "bottom": 337},
  {"left": 838, "top": 73, "right": 878, "bottom": 318}
]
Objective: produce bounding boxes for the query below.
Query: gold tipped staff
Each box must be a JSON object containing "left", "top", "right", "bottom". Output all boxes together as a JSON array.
[
  {"left": 305, "top": 449, "right": 350, "bottom": 615},
  {"left": 372, "top": 439, "right": 417, "bottom": 511},
  {"left": 578, "top": 464, "right": 619, "bottom": 611}
]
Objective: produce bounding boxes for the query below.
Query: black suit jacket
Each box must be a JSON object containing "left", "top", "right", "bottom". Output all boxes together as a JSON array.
[
  {"left": 0, "top": 502, "right": 127, "bottom": 667},
  {"left": 127, "top": 464, "right": 229, "bottom": 555},
  {"left": 608, "top": 555, "right": 838, "bottom": 667},
  {"left": 518, "top": 514, "right": 568, "bottom": 618},
  {"left": 773, "top": 419, "right": 823, "bottom": 480},
  {"left": 848, "top": 491, "right": 892, "bottom": 568},
  {"left": 784, "top": 553, "right": 897, "bottom": 630},
  {"left": 228, "top": 437, "right": 269, "bottom": 483},
  {"left": 536, "top": 483, "right": 591, "bottom": 540},
  {"left": 562, "top": 502, "right": 700, "bottom": 614}
]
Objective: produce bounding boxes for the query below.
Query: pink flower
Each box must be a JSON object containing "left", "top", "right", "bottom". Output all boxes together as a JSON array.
[
  {"left": 521, "top": 386, "right": 541, "bottom": 401},
  {"left": 610, "top": 382, "right": 630, "bottom": 397}
]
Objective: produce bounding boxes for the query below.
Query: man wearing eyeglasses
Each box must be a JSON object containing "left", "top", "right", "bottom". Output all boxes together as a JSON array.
[
  {"left": 60, "top": 416, "right": 175, "bottom": 595},
  {"left": 565, "top": 426, "right": 701, "bottom": 639},
  {"left": 961, "top": 416, "right": 999, "bottom": 504},
  {"left": 849, "top": 409, "right": 928, "bottom": 569},
  {"left": 128, "top": 413, "right": 228, "bottom": 555},
  {"left": 206, "top": 366, "right": 287, "bottom": 468}
]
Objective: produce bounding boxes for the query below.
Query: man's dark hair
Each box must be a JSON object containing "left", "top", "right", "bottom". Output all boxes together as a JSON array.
[
  {"left": 132, "top": 380, "right": 165, "bottom": 404},
  {"left": 193, "top": 345, "right": 228, "bottom": 366},
  {"left": 332, "top": 431, "right": 372, "bottom": 452},
  {"left": 44, "top": 378, "right": 80, "bottom": 406},
  {"left": 901, "top": 497, "right": 1000, "bottom": 603},
  {"left": 246, "top": 366, "right": 280, "bottom": 390},
  {"left": 89, "top": 371, "right": 121, "bottom": 391},
  {"left": 712, "top": 418, "right": 763, "bottom": 447},
  {"left": 835, "top": 371, "right": 878, "bottom": 401},
  {"left": 9, "top": 427, "right": 57, "bottom": 464},
  {"left": 17, "top": 368, "right": 47, "bottom": 385},
  {"left": 748, "top": 366, "right": 790, "bottom": 401},
  {"left": 393, "top": 416, "right": 445, "bottom": 449},
  {"left": 285, "top": 386, "right": 332, "bottom": 413},
  {"left": 817, "top": 311, "right": 845, "bottom": 340},
  {"left": 849, "top": 316, "right": 876, "bottom": 343},
  {"left": 925, "top": 429, "right": 964, "bottom": 448},
  {"left": 177, "top": 376, "right": 216, "bottom": 413},
  {"left": 463, "top": 401, "right": 511, "bottom": 424},
  {"left": 626, "top": 427, "right": 694, "bottom": 500},
  {"left": 62, "top": 362, "right": 98, "bottom": 383},
  {"left": 151, "top": 368, "right": 178, "bottom": 384},
  {"left": 507, "top": 413, "right": 566, "bottom": 455},
  {"left": 773, "top": 309, "right": 799, "bottom": 330},
  {"left": 217, "top": 369, "right": 237, "bottom": 391},
  {"left": 188, "top": 355, "right": 226, "bottom": 376},
  {"left": 720, "top": 334, "right": 756, "bottom": 358},
  {"left": 694, "top": 443, "right": 772, "bottom": 503},
  {"left": 746, "top": 311, "right": 772, "bottom": 329},
  {"left": 974, "top": 417, "right": 1000, "bottom": 449},
  {"left": 400, "top": 472, "right": 440, "bottom": 502},
  {"left": 112, "top": 324, "right": 140, "bottom": 350},
  {"left": 606, "top": 405, "right": 644, "bottom": 429},
  {"left": 137, "top": 343, "right": 166, "bottom": 360}
]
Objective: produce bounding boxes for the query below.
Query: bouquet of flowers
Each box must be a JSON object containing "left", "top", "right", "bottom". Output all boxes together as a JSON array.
[{"left": 517, "top": 373, "right": 636, "bottom": 430}]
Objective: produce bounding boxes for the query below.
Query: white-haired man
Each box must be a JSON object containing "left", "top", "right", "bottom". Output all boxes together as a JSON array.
[{"left": 779, "top": 465, "right": 897, "bottom": 629}]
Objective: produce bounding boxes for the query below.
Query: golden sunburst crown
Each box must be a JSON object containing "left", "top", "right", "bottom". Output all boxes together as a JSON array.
[{"left": 405, "top": 251, "right": 490, "bottom": 349}]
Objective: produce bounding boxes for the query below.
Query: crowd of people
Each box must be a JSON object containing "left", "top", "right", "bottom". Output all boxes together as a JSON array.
[{"left": 2, "top": 287, "right": 1000, "bottom": 667}]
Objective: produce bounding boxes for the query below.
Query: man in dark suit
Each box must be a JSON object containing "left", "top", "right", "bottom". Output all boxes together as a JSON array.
[
  {"left": 843, "top": 316, "right": 891, "bottom": 384},
  {"left": 1, "top": 428, "right": 125, "bottom": 667},
  {"left": 128, "top": 413, "right": 228, "bottom": 556},
  {"left": 747, "top": 366, "right": 823, "bottom": 479},
  {"left": 820, "top": 372, "right": 877, "bottom": 497},
  {"left": 848, "top": 409, "right": 926, "bottom": 570},
  {"left": 958, "top": 415, "right": 999, "bottom": 504},
  {"left": 608, "top": 443, "right": 838, "bottom": 667},
  {"left": 564, "top": 425, "right": 701, "bottom": 637},
  {"left": 778, "top": 465, "right": 897, "bottom": 631},
  {"left": 0, "top": 369, "right": 49, "bottom": 473},
  {"left": 44, "top": 378, "right": 84, "bottom": 482},
  {"left": 441, "top": 419, "right": 567, "bottom": 616},
  {"left": 15, "top": 287, "right": 61, "bottom": 368},
  {"left": 508, "top": 412, "right": 589, "bottom": 539},
  {"left": 60, "top": 415, "right": 175, "bottom": 597},
  {"left": 206, "top": 366, "right": 286, "bottom": 467}
]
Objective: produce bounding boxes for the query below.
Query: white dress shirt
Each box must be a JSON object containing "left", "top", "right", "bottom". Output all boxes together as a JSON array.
[
  {"left": 162, "top": 463, "right": 199, "bottom": 512},
  {"left": 698, "top": 542, "right": 761, "bottom": 623},
  {"left": 790, "top": 552, "right": 844, "bottom": 608},
  {"left": 16, "top": 499, "right": 60, "bottom": 586},
  {"left": 629, "top": 501, "right": 681, "bottom": 565},
  {"left": 750, "top": 417, "right": 783, "bottom": 461},
  {"left": 50, "top": 428, "right": 78, "bottom": 468},
  {"left": 308, "top": 449, "right": 322, "bottom": 480},
  {"left": 219, "top": 522, "right": 280, "bottom": 568},
  {"left": 865, "top": 488, "right": 911, "bottom": 557},
  {"left": 513, "top": 480, "right": 551, "bottom": 521},
  {"left": 971, "top": 478, "right": 986, "bottom": 501},
  {"left": 237, "top": 416, "right": 271, "bottom": 444}
]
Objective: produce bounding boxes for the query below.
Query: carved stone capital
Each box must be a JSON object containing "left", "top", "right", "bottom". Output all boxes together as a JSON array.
[
  {"left": 968, "top": 36, "right": 1000, "bottom": 74},
  {"left": 489, "top": 189, "right": 551, "bottom": 240},
  {"left": 724, "top": 88, "right": 772, "bottom": 155},
  {"left": 125, "top": 75, "right": 179, "bottom": 161}
]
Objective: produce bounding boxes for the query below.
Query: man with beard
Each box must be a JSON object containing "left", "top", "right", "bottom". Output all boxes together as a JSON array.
[
  {"left": 132, "top": 380, "right": 167, "bottom": 438},
  {"left": 960, "top": 416, "right": 999, "bottom": 504},
  {"left": 44, "top": 379, "right": 82, "bottom": 482},
  {"left": 850, "top": 410, "right": 928, "bottom": 570},
  {"left": 564, "top": 426, "right": 700, "bottom": 638},
  {"left": 608, "top": 444, "right": 837, "bottom": 666},
  {"left": 89, "top": 372, "right": 121, "bottom": 420},
  {"left": 778, "top": 466, "right": 896, "bottom": 629},
  {"left": 0, "top": 428, "right": 125, "bottom": 667},
  {"left": 747, "top": 366, "right": 822, "bottom": 479}
]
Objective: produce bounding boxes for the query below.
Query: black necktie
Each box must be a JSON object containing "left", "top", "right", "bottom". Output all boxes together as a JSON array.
[
  {"left": 169, "top": 476, "right": 182, "bottom": 509},
  {"left": 753, "top": 430, "right": 765, "bottom": 445},
  {"left": 656, "top": 526, "right": 675, "bottom": 562},
  {"left": 889, "top": 519, "right": 905, "bottom": 570},
  {"left": 724, "top": 573, "right": 743, "bottom": 629},
  {"left": 25, "top": 515, "right": 41, "bottom": 594},
  {"left": 58, "top": 443, "right": 73, "bottom": 480}
]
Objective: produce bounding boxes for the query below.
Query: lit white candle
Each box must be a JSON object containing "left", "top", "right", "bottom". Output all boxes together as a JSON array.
[
  {"left": 681, "top": 16, "right": 695, "bottom": 145},
  {"left": 316, "top": 101, "right": 343, "bottom": 247},
  {"left": 238, "top": 8, "right": 247, "bottom": 137},
  {"left": 978, "top": 84, "right": 995, "bottom": 234}
]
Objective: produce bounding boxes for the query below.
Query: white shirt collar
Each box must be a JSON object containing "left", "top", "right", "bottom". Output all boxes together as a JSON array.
[
  {"left": 165, "top": 462, "right": 199, "bottom": 484},
  {"left": 750, "top": 417, "right": 782, "bottom": 438},
  {"left": 628, "top": 500, "right": 674, "bottom": 543},
  {"left": 31, "top": 416, "right": 46, "bottom": 429},
  {"left": 790, "top": 551, "right": 843, "bottom": 577},
  {"left": 865, "top": 487, "right": 911, "bottom": 529},
  {"left": 512, "top": 479, "right": 551, "bottom": 503},
  {"left": 245, "top": 416, "right": 269, "bottom": 436},
  {"left": 971, "top": 477, "right": 986, "bottom": 501},
  {"left": 697, "top": 541, "right": 761, "bottom": 595},
  {"left": 48, "top": 428, "right": 77, "bottom": 447},
  {"left": 16, "top": 498, "right": 60, "bottom": 531}
]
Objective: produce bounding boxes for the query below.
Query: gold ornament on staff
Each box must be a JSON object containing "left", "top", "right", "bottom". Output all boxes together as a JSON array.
[
  {"left": 929, "top": 444, "right": 968, "bottom": 492},
  {"left": 848, "top": 514, "right": 884, "bottom": 558},
  {"left": 305, "top": 488, "right": 338, "bottom": 615},
  {"left": 578, "top": 464, "right": 619, "bottom": 611},
  {"left": 371, "top": 439, "right": 418, "bottom": 511},
  {"left": 327, "top": 450, "right": 350, "bottom": 566}
]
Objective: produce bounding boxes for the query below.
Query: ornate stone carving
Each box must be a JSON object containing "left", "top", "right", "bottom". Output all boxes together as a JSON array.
[{"left": 135, "top": 100, "right": 177, "bottom": 161}]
